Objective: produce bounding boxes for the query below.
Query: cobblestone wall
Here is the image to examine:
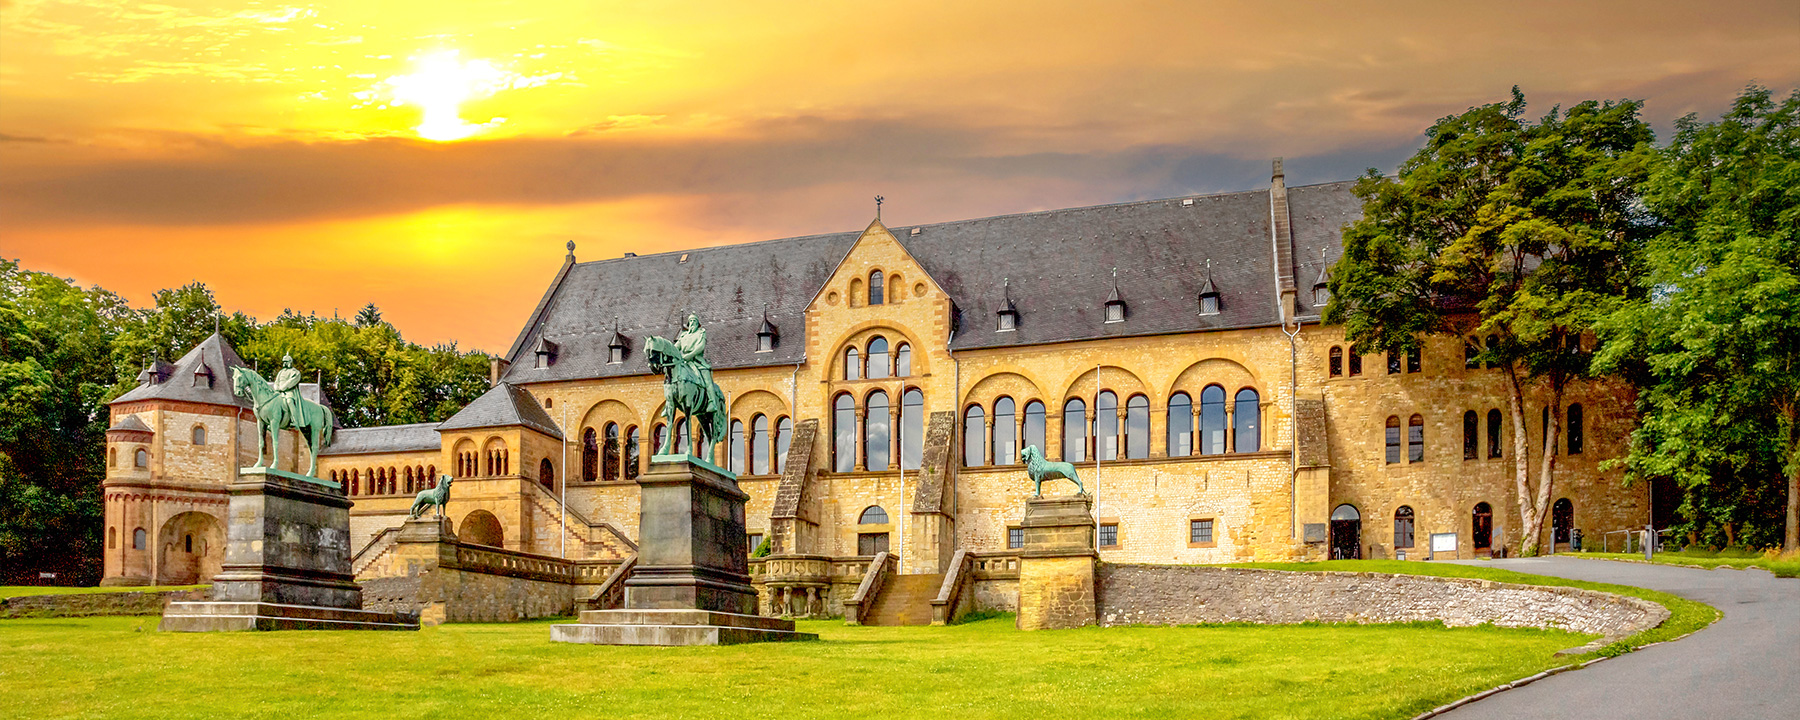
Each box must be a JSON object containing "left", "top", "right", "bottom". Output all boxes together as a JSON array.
[{"left": 1095, "top": 563, "right": 1667, "bottom": 641}]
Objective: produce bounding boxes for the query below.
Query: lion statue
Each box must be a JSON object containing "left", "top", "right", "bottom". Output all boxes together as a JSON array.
[
  {"left": 409, "top": 475, "right": 454, "bottom": 520},
  {"left": 1021, "top": 445, "right": 1085, "bottom": 497}
]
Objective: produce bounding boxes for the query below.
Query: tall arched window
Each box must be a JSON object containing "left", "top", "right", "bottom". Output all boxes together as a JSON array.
[
  {"left": 1062, "top": 398, "right": 1087, "bottom": 462},
  {"left": 1407, "top": 414, "right": 1424, "bottom": 463},
  {"left": 1463, "top": 411, "right": 1479, "bottom": 460},
  {"left": 1199, "top": 386, "right": 1227, "bottom": 455},
  {"left": 404, "top": 466, "right": 415, "bottom": 493},
  {"left": 869, "top": 270, "right": 885, "bottom": 305},
  {"left": 833, "top": 394, "right": 856, "bottom": 472},
  {"left": 349, "top": 470, "right": 359, "bottom": 496},
  {"left": 992, "top": 397, "right": 1017, "bottom": 465},
  {"left": 844, "top": 347, "right": 861, "bottom": 381},
  {"left": 865, "top": 390, "right": 891, "bottom": 471},
  {"left": 1385, "top": 416, "right": 1401, "bottom": 464},
  {"left": 654, "top": 424, "right": 668, "bottom": 460},
  {"left": 1023, "top": 400, "right": 1047, "bottom": 457},
  {"left": 582, "top": 428, "right": 598, "bottom": 482},
  {"left": 625, "top": 426, "right": 641, "bottom": 479},
  {"left": 1168, "top": 392, "right": 1193, "bottom": 457},
  {"left": 1394, "top": 506, "right": 1415, "bottom": 549},
  {"left": 751, "top": 415, "right": 770, "bottom": 475},
  {"left": 1567, "top": 404, "right": 1584, "bottom": 454},
  {"left": 728, "top": 419, "right": 746, "bottom": 474},
  {"left": 1349, "top": 350, "right": 1363, "bottom": 376},
  {"left": 895, "top": 343, "right": 912, "bottom": 377},
  {"left": 1329, "top": 347, "right": 1343, "bottom": 377},
  {"left": 1125, "top": 395, "right": 1149, "bottom": 459},
  {"left": 867, "top": 337, "right": 890, "bottom": 379},
  {"left": 901, "top": 390, "right": 924, "bottom": 470},
  {"left": 676, "top": 421, "right": 692, "bottom": 459},
  {"left": 1487, "top": 408, "right": 1503, "bottom": 458},
  {"left": 191, "top": 425, "right": 206, "bottom": 445},
  {"left": 963, "top": 404, "right": 985, "bottom": 467},
  {"left": 775, "top": 417, "right": 793, "bottom": 473},
  {"left": 603, "top": 423, "right": 621, "bottom": 481},
  {"left": 1485, "top": 335, "right": 1500, "bottom": 369},
  {"left": 1095, "top": 391, "right": 1119, "bottom": 461},
  {"left": 427, "top": 465, "right": 436, "bottom": 487},
  {"left": 1233, "top": 389, "right": 1260, "bottom": 453}
]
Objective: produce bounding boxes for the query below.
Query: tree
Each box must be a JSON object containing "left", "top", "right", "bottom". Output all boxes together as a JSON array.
[
  {"left": 1595, "top": 87, "right": 1800, "bottom": 551},
  {"left": 1326, "top": 88, "right": 1654, "bottom": 555}
]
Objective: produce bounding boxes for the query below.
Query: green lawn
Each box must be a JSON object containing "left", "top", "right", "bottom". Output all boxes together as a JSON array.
[
  {"left": 0, "top": 585, "right": 209, "bottom": 599},
  {"left": 1570, "top": 549, "right": 1800, "bottom": 578},
  {"left": 0, "top": 562, "right": 1715, "bottom": 720}
]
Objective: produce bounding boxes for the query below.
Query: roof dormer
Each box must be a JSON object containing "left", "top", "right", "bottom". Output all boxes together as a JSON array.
[
  {"left": 1104, "top": 285, "right": 1127, "bottom": 324},
  {"left": 192, "top": 362, "right": 215, "bottom": 388},
  {"left": 532, "top": 337, "right": 560, "bottom": 369},
  {"left": 1199, "top": 261, "right": 1222, "bottom": 316},
  {"left": 607, "top": 322, "right": 630, "bottom": 365},
  {"left": 995, "top": 278, "right": 1019, "bottom": 332},
  {"left": 756, "top": 312, "right": 779, "bottom": 353},
  {"left": 136, "top": 358, "right": 175, "bottom": 386}
]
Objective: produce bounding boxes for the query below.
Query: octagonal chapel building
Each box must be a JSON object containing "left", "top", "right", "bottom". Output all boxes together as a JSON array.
[{"left": 101, "top": 162, "right": 1647, "bottom": 594}]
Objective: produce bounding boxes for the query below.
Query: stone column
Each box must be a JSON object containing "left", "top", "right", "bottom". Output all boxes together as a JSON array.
[{"left": 1016, "top": 494, "right": 1097, "bottom": 630}]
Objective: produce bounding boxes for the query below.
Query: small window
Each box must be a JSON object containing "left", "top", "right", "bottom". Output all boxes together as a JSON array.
[
  {"left": 1349, "top": 351, "right": 1363, "bottom": 376},
  {"left": 869, "top": 270, "right": 885, "bottom": 305},
  {"left": 859, "top": 506, "right": 889, "bottom": 525},
  {"left": 1098, "top": 523, "right": 1119, "bottom": 548},
  {"left": 1329, "top": 346, "right": 1343, "bottom": 377},
  {"left": 1104, "top": 303, "right": 1125, "bottom": 323},
  {"left": 1408, "top": 414, "right": 1425, "bottom": 463},
  {"left": 1567, "top": 404, "right": 1584, "bottom": 454},
  {"left": 184, "top": 534, "right": 193, "bottom": 553},
  {"left": 191, "top": 425, "right": 206, "bottom": 445},
  {"left": 1313, "top": 284, "right": 1330, "bottom": 306},
  {"left": 997, "top": 311, "right": 1017, "bottom": 332},
  {"left": 109, "top": 448, "right": 117, "bottom": 467},
  {"left": 1387, "top": 349, "right": 1402, "bottom": 374},
  {"left": 536, "top": 353, "right": 550, "bottom": 369},
  {"left": 1394, "top": 506, "right": 1415, "bottom": 549},
  {"left": 1406, "top": 346, "right": 1421, "bottom": 373},
  {"left": 1384, "top": 416, "right": 1401, "bottom": 464},
  {"left": 1485, "top": 335, "right": 1500, "bottom": 369},
  {"left": 1463, "top": 411, "right": 1478, "bottom": 460},
  {"left": 1200, "top": 294, "right": 1220, "bottom": 315},
  {"left": 1189, "top": 519, "right": 1215, "bottom": 545},
  {"left": 134, "top": 449, "right": 148, "bottom": 468},
  {"left": 857, "top": 532, "right": 889, "bottom": 556},
  {"left": 608, "top": 346, "right": 624, "bottom": 364},
  {"left": 544, "top": 397, "right": 553, "bottom": 408},
  {"left": 746, "top": 533, "right": 763, "bottom": 555},
  {"left": 1465, "top": 337, "right": 1480, "bottom": 369},
  {"left": 108, "top": 527, "right": 117, "bottom": 549},
  {"left": 758, "top": 333, "right": 774, "bottom": 353},
  {"left": 1487, "top": 408, "right": 1503, "bottom": 459},
  {"left": 132, "top": 528, "right": 146, "bottom": 550},
  {"left": 1007, "top": 527, "right": 1023, "bottom": 549}
]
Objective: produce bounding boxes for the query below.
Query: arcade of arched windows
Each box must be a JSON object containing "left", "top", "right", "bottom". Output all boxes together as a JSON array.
[
  {"left": 956, "top": 384, "right": 1262, "bottom": 467},
  {"left": 840, "top": 335, "right": 914, "bottom": 381},
  {"left": 831, "top": 388, "right": 925, "bottom": 474},
  {"left": 330, "top": 464, "right": 438, "bottom": 497}
]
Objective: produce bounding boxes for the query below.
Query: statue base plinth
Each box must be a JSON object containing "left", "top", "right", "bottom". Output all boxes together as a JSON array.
[
  {"left": 160, "top": 467, "right": 417, "bottom": 632},
  {"left": 1017, "top": 494, "right": 1098, "bottom": 631},
  {"left": 552, "top": 458, "right": 807, "bottom": 645}
]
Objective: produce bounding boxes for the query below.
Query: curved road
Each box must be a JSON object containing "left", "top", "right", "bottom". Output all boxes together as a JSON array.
[{"left": 1439, "top": 557, "right": 1798, "bottom": 720}]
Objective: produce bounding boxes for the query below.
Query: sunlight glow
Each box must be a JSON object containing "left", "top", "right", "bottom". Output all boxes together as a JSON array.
[{"left": 385, "top": 51, "right": 511, "bottom": 141}]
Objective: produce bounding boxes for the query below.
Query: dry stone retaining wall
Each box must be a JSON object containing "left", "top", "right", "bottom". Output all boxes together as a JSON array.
[
  {"left": 2, "top": 588, "right": 209, "bottom": 618},
  {"left": 1096, "top": 564, "right": 1667, "bottom": 642}
]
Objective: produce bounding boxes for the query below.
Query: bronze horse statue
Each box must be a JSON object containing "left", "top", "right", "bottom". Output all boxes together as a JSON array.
[
  {"left": 645, "top": 316, "right": 728, "bottom": 459},
  {"left": 232, "top": 366, "right": 335, "bottom": 477}
]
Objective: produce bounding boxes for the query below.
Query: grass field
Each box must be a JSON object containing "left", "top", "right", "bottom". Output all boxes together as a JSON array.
[
  {"left": 0, "top": 561, "right": 1716, "bottom": 720},
  {"left": 0, "top": 585, "right": 208, "bottom": 599},
  {"left": 1570, "top": 549, "right": 1800, "bottom": 578}
]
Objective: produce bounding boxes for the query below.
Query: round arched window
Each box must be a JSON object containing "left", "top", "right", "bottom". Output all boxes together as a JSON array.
[{"left": 859, "top": 506, "right": 889, "bottom": 525}]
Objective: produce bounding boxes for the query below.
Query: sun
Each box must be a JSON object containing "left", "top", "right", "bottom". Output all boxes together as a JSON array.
[{"left": 385, "top": 51, "right": 510, "bottom": 142}]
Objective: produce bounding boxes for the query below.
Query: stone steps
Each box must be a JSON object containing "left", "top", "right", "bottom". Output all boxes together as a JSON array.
[{"left": 865, "top": 573, "right": 943, "bottom": 626}]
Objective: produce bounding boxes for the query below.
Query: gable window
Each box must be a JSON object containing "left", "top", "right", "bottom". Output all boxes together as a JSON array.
[
  {"left": 997, "top": 309, "right": 1017, "bottom": 331},
  {"left": 1385, "top": 416, "right": 1401, "bottom": 464},
  {"left": 1104, "top": 302, "right": 1125, "bottom": 323},
  {"left": 1313, "top": 283, "right": 1330, "bottom": 306},
  {"left": 608, "top": 345, "right": 624, "bottom": 364},
  {"left": 869, "top": 270, "right": 884, "bottom": 305},
  {"left": 757, "top": 332, "right": 774, "bottom": 353},
  {"left": 1329, "top": 347, "right": 1343, "bottom": 377},
  {"left": 1199, "top": 292, "right": 1220, "bottom": 315}
]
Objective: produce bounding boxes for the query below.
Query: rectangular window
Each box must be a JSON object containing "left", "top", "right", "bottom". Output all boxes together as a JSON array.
[
  {"left": 1388, "top": 349, "right": 1402, "bottom": 374},
  {"left": 1007, "top": 527, "right": 1023, "bottom": 549},
  {"left": 1098, "top": 523, "right": 1119, "bottom": 548},
  {"left": 1349, "top": 352, "right": 1362, "bottom": 376},
  {"left": 746, "top": 533, "right": 763, "bottom": 554},
  {"left": 857, "top": 532, "right": 889, "bottom": 556},
  {"left": 1407, "top": 347, "right": 1421, "bottom": 373},
  {"left": 1567, "top": 404, "right": 1584, "bottom": 454},
  {"left": 1189, "top": 519, "right": 1215, "bottom": 545}
]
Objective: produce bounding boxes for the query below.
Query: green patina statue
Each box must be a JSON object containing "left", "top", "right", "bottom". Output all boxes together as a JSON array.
[
  {"left": 232, "top": 357, "right": 336, "bottom": 478},
  {"left": 409, "top": 475, "right": 454, "bottom": 519},
  {"left": 647, "top": 314, "right": 729, "bottom": 459},
  {"left": 1021, "top": 445, "right": 1085, "bottom": 497}
]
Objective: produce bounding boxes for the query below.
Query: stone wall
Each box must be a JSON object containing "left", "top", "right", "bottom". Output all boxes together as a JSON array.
[
  {"left": 1095, "top": 564, "right": 1667, "bottom": 642},
  {"left": 1, "top": 588, "right": 209, "bottom": 618}
]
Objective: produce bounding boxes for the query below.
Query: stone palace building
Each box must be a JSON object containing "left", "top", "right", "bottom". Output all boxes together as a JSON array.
[{"left": 99, "top": 161, "right": 1647, "bottom": 620}]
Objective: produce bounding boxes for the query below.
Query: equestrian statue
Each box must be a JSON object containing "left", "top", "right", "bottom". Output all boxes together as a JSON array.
[
  {"left": 231, "top": 355, "right": 336, "bottom": 477},
  {"left": 645, "top": 313, "right": 729, "bottom": 462},
  {"left": 1021, "top": 445, "right": 1086, "bottom": 497}
]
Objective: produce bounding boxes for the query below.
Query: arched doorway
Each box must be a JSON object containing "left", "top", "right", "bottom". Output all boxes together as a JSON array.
[
  {"left": 158, "top": 511, "right": 224, "bottom": 584},
  {"left": 459, "top": 510, "right": 505, "bottom": 547},
  {"left": 1551, "top": 498, "right": 1574, "bottom": 548},
  {"left": 1472, "top": 502, "right": 1494, "bottom": 553},
  {"left": 1330, "top": 504, "right": 1361, "bottom": 559}
]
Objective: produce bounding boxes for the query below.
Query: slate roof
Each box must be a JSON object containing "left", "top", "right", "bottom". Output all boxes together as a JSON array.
[
  {"left": 319, "top": 422, "right": 442, "bottom": 456},
  {"left": 437, "top": 382, "right": 563, "bottom": 439},
  {"left": 108, "top": 415, "right": 152, "bottom": 433},
  {"left": 113, "top": 333, "right": 251, "bottom": 408},
  {"left": 502, "top": 180, "right": 1364, "bottom": 383}
]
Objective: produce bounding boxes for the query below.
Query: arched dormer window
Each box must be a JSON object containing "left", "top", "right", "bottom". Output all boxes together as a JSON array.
[{"left": 869, "top": 270, "right": 885, "bottom": 305}]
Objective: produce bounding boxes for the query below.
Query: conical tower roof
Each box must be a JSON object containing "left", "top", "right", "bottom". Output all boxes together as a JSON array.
[{"left": 112, "top": 333, "right": 251, "bottom": 408}]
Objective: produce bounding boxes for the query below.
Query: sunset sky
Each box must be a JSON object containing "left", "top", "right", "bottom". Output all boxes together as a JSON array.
[{"left": 3, "top": 1, "right": 1796, "bottom": 353}]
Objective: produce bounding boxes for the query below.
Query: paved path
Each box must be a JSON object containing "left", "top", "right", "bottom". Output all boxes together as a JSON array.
[{"left": 1437, "top": 557, "right": 1798, "bottom": 720}]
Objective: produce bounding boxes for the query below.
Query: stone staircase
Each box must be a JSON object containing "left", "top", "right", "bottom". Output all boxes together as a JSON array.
[{"left": 864, "top": 573, "right": 944, "bottom": 626}]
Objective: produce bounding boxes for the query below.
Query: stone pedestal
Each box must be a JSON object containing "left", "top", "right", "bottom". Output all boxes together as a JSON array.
[
  {"left": 1017, "top": 494, "right": 1098, "bottom": 631},
  {"left": 159, "top": 468, "right": 418, "bottom": 632},
  {"left": 552, "top": 457, "right": 816, "bottom": 645}
]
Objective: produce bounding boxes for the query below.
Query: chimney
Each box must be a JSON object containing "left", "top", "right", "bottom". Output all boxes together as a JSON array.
[
  {"left": 1269, "top": 158, "right": 1297, "bottom": 324},
  {"left": 489, "top": 357, "right": 510, "bottom": 386}
]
